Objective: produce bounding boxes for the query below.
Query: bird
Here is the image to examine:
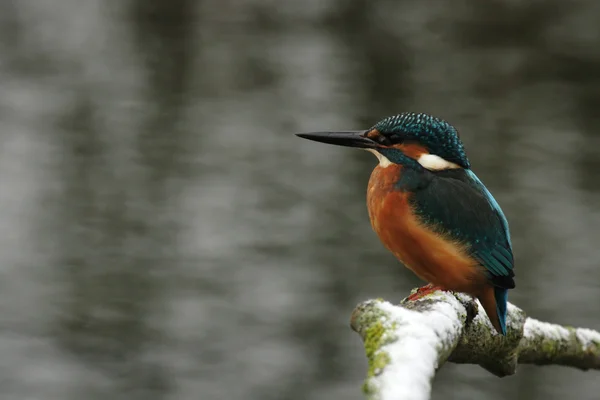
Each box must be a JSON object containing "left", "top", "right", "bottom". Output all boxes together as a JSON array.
[{"left": 296, "top": 112, "right": 515, "bottom": 336}]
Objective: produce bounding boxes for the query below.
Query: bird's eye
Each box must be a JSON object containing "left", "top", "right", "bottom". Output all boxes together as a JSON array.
[
  {"left": 375, "top": 134, "right": 392, "bottom": 146},
  {"left": 366, "top": 129, "right": 393, "bottom": 146}
]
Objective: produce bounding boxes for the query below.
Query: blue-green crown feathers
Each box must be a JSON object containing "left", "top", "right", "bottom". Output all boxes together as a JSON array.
[{"left": 372, "top": 112, "right": 471, "bottom": 169}]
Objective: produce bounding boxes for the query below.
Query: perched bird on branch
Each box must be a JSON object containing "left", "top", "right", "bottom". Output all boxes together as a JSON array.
[{"left": 296, "top": 112, "right": 515, "bottom": 335}]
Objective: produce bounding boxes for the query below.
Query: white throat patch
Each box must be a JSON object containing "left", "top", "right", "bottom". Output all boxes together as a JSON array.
[
  {"left": 366, "top": 149, "right": 392, "bottom": 168},
  {"left": 417, "top": 154, "right": 461, "bottom": 170}
]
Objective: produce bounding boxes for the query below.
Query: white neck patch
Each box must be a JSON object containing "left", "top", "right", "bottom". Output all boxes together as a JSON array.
[
  {"left": 365, "top": 149, "right": 461, "bottom": 170},
  {"left": 366, "top": 149, "right": 392, "bottom": 168},
  {"left": 417, "top": 154, "right": 461, "bottom": 170}
]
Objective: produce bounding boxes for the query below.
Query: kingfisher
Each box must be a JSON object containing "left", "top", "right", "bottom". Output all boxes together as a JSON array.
[{"left": 296, "top": 112, "right": 515, "bottom": 335}]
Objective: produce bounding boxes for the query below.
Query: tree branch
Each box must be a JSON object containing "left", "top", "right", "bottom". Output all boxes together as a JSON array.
[{"left": 350, "top": 290, "right": 600, "bottom": 400}]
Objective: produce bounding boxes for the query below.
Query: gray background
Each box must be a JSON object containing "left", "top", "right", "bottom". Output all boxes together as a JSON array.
[{"left": 0, "top": 1, "right": 599, "bottom": 399}]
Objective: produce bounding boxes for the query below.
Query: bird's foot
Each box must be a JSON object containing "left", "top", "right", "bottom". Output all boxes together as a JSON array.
[{"left": 406, "top": 283, "right": 445, "bottom": 301}]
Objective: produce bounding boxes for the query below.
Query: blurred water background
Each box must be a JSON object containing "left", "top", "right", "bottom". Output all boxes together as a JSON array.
[{"left": 0, "top": 1, "right": 599, "bottom": 399}]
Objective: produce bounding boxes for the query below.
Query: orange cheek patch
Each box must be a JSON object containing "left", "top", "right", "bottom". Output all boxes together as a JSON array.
[
  {"left": 393, "top": 143, "right": 429, "bottom": 159},
  {"left": 365, "top": 132, "right": 431, "bottom": 161}
]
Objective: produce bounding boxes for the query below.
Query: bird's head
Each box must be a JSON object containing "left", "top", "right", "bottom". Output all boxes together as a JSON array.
[{"left": 296, "top": 112, "right": 470, "bottom": 171}]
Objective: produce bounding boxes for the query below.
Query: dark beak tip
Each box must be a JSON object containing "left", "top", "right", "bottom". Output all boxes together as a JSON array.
[
  {"left": 294, "top": 130, "right": 376, "bottom": 149},
  {"left": 294, "top": 132, "right": 329, "bottom": 142}
]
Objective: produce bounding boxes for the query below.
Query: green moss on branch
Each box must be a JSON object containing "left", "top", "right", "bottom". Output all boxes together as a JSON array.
[{"left": 351, "top": 291, "right": 600, "bottom": 400}]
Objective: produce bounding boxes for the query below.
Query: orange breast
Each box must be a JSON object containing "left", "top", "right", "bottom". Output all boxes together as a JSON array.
[{"left": 366, "top": 165, "right": 486, "bottom": 294}]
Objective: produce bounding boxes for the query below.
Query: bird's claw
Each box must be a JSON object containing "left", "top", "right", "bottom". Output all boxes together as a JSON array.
[{"left": 406, "top": 283, "right": 444, "bottom": 301}]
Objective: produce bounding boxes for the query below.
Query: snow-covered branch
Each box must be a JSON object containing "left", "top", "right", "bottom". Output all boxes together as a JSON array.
[{"left": 350, "top": 291, "right": 600, "bottom": 400}]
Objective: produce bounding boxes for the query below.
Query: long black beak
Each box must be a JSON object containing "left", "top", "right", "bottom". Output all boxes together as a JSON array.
[{"left": 295, "top": 130, "right": 378, "bottom": 149}]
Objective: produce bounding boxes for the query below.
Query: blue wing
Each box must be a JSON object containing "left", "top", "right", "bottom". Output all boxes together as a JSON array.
[
  {"left": 405, "top": 168, "right": 515, "bottom": 289},
  {"left": 466, "top": 169, "right": 513, "bottom": 250}
]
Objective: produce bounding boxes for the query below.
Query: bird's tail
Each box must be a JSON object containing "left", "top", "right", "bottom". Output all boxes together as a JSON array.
[{"left": 478, "top": 286, "right": 508, "bottom": 335}]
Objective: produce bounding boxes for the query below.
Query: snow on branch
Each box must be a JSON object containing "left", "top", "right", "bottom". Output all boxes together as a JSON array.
[{"left": 350, "top": 291, "right": 600, "bottom": 400}]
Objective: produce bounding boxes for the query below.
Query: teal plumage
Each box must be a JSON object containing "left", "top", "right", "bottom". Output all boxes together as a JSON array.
[{"left": 373, "top": 113, "right": 471, "bottom": 169}]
